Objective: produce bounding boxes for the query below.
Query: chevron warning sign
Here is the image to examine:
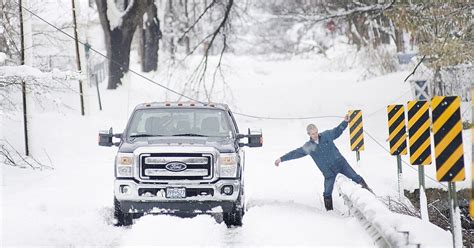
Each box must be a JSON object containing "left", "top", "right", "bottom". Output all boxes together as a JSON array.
[
  {"left": 348, "top": 110, "right": 364, "bottom": 151},
  {"left": 387, "top": 104, "right": 407, "bottom": 155},
  {"left": 407, "top": 100, "right": 432, "bottom": 165},
  {"left": 471, "top": 89, "right": 474, "bottom": 218},
  {"left": 431, "top": 96, "right": 465, "bottom": 182}
]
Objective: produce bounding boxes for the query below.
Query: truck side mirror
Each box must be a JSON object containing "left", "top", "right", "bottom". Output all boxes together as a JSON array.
[
  {"left": 236, "top": 129, "right": 263, "bottom": 147},
  {"left": 99, "top": 127, "right": 121, "bottom": 147},
  {"left": 246, "top": 128, "right": 263, "bottom": 148}
]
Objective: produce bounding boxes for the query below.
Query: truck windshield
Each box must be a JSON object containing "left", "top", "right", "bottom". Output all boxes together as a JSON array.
[{"left": 127, "top": 108, "right": 234, "bottom": 138}]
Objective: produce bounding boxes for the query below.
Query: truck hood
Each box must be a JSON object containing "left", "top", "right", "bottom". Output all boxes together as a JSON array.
[{"left": 118, "top": 136, "right": 237, "bottom": 153}]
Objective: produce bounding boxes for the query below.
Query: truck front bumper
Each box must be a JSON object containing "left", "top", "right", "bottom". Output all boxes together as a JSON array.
[{"left": 114, "top": 179, "right": 241, "bottom": 214}]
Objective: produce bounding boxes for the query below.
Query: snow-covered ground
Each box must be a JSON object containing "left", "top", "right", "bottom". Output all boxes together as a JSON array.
[{"left": 1, "top": 54, "right": 469, "bottom": 246}]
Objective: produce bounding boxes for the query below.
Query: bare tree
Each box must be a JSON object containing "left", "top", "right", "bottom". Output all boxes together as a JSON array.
[
  {"left": 95, "top": 0, "right": 154, "bottom": 89},
  {"left": 168, "top": 0, "right": 235, "bottom": 102}
]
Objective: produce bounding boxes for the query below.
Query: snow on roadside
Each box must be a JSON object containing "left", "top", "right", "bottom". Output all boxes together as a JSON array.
[{"left": 1, "top": 163, "right": 124, "bottom": 247}]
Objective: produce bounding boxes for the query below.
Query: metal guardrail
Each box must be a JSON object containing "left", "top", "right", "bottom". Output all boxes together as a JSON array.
[{"left": 336, "top": 177, "right": 421, "bottom": 248}]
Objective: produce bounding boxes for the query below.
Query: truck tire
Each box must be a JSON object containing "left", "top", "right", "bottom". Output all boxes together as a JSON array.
[
  {"left": 223, "top": 206, "right": 243, "bottom": 227},
  {"left": 114, "top": 197, "right": 133, "bottom": 226},
  {"left": 223, "top": 188, "right": 244, "bottom": 227}
]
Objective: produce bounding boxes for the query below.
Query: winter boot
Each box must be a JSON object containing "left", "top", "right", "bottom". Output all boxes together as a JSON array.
[
  {"left": 324, "top": 197, "right": 333, "bottom": 211},
  {"left": 359, "top": 178, "right": 374, "bottom": 194}
]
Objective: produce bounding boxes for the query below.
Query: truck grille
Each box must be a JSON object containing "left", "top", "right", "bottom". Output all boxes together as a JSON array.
[{"left": 139, "top": 153, "right": 213, "bottom": 180}]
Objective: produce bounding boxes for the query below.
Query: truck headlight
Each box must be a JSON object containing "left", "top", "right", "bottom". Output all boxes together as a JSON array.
[
  {"left": 116, "top": 153, "right": 134, "bottom": 177},
  {"left": 219, "top": 153, "right": 238, "bottom": 178}
]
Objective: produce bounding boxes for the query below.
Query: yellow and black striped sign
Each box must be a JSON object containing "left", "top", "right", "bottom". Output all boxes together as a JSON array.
[
  {"left": 387, "top": 104, "right": 407, "bottom": 155},
  {"left": 348, "top": 110, "right": 364, "bottom": 151},
  {"left": 407, "top": 100, "right": 432, "bottom": 165},
  {"left": 471, "top": 89, "right": 474, "bottom": 218},
  {"left": 431, "top": 96, "right": 465, "bottom": 182}
]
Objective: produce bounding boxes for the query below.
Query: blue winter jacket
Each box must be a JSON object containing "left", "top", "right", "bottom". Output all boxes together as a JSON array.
[{"left": 280, "top": 121, "right": 349, "bottom": 178}]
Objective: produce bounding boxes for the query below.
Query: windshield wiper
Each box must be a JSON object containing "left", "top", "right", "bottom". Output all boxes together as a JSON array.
[
  {"left": 129, "top": 134, "right": 163, "bottom": 138},
  {"left": 172, "top": 133, "right": 206, "bottom": 137}
]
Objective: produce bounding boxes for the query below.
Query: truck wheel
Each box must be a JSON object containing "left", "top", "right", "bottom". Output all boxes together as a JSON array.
[
  {"left": 114, "top": 197, "right": 133, "bottom": 226},
  {"left": 223, "top": 206, "right": 243, "bottom": 227}
]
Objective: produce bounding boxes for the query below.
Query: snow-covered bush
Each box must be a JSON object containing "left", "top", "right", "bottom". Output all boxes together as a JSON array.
[{"left": 0, "top": 65, "right": 80, "bottom": 113}]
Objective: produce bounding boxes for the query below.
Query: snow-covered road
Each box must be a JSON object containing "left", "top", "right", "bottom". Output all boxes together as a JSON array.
[
  {"left": 1, "top": 118, "right": 375, "bottom": 247},
  {"left": 122, "top": 202, "right": 372, "bottom": 247}
]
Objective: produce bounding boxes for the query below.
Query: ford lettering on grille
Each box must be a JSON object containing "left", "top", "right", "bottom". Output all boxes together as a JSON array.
[{"left": 165, "top": 162, "right": 187, "bottom": 172}]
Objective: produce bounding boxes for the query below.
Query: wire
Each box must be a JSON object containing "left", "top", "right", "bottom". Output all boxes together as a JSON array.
[
  {"left": 363, "top": 129, "right": 448, "bottom": 188},
  {"left": 365, "top": 88, "right": 412, "bottom": 119},
  {"left": 232, "top": 113, "right": 344, "bottom": 120}
]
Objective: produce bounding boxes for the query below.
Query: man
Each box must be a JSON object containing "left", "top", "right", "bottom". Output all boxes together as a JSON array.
[{"left": 274, "top": 114, "right": 372, "bottom": 211}]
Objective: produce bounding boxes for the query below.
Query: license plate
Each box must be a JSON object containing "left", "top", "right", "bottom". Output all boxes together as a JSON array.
[{"left": 166, "top": 188, "right": 186, "bottom": 198}]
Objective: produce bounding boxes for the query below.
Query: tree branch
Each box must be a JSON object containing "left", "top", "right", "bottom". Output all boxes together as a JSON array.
[
  {"left": 275, "top": 0, "right": 395, "bottom": 24},
  {"left": 404, "top": 55, "right": 426, "bottom": 82},
  {"left": 178, "top": 0, "right": 218, "bottom": 43}
]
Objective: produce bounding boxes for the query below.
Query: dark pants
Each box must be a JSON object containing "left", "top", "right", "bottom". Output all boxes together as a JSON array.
[{"left": 323, "top": 158, "right": 362, "bottom": 198}]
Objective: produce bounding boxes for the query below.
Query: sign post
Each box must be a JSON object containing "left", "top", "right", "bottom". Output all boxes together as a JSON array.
[
  {"left": 470, "top": 88, "right": 473, "bottom": 219},
  {"left": 387, "top": 104, "right": 408, "bottom": 200},
  {"left": 431, "top": 96, "right": 465, "bottom": 248},
  {"left": 348, "top": 110, "right": 365, "bottom": 163},
  {"left": 407, "top": 100, "right": 432, "bottom": 221}
]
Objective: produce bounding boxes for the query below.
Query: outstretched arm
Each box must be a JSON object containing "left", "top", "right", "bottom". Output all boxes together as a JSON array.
[
  {"left": 275, "top": 146, "right": 308, "bottom": 166},
  {"left": 327, "top": 115, "right": 350, "bottom": 140}
]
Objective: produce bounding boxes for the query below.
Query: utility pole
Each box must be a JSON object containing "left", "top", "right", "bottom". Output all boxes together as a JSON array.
[
  {"left": 71, "top": 0, "right": 85, "bottom": 115},
  {"left": 19, "top": 0, "right": 29, "bottom": 156}
]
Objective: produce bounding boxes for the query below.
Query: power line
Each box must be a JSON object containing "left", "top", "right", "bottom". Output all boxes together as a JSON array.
[
  {"left": 363, "top": 129, "right": 447, "bottom": 188},
  {"left": 233, "top": 113, "right": 344, "bottom": 120},
  {"left": 365, "top": 88, "right": 412, "bottom": 119}
]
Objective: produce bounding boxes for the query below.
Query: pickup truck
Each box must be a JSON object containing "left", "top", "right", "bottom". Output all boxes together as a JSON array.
[{"left": 99, "top": 102, "right": 262, "bottom": 226}]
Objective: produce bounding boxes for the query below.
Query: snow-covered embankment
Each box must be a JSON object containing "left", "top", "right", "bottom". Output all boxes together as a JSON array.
[{"left": 336, "top": 176, "right": 452, "bottom": 247}]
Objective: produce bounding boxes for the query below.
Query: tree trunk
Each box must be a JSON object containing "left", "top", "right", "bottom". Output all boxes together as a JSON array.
[
  {"left": 141, "top": 4, "right": 161, "bottom": 72},
  {"left": 183, "top": 0, "right": 190, "bottom": 53},
  {"left": 380, "top": 16, "right": 391, "bottom": 45},
  {"left": 165, "top": 0, "right": 176, "bottom": 59},
  {"left": 434, "top": 67, "right": 444, "bottom": 96},
  {"left": 347, "top": 17, "right": 363, "bottom": 50},
  {"left": 95, "top": 0, "right": 153, "bottom": 89},
  {"left": 107, "top": 28, "right": 133, "bottom": 89},
  {"left": 394, "top": 27, "right": 405, "bottom": 53},
  {"left": 353, "top": 15, "right": 369, "bottom": 46}
]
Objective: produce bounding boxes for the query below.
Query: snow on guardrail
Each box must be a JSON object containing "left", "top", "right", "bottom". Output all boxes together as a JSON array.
[{"left": 336, "top": 176, "right": 452, "bottom": 248}]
